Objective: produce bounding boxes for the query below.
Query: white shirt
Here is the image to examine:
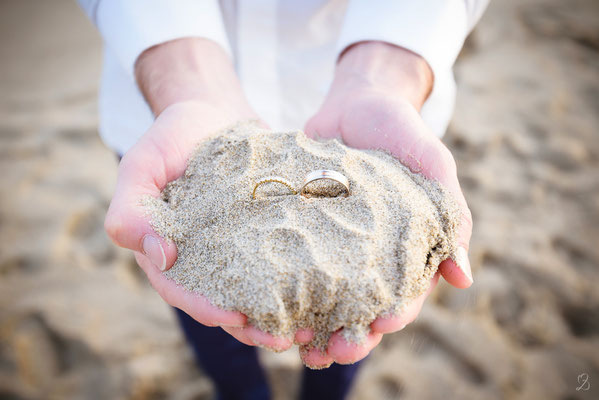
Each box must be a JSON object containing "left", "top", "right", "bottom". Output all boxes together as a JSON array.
[{"left": 78, "top": 0, "right": 488, "bottom": 155}]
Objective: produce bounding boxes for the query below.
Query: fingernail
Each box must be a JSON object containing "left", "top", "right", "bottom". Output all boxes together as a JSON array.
[
  {"left": 455, "top": 246, "right": 473, "bottom": 283},
  {"left": 142, "top": 235, "right": 166, "bottom": 271}
]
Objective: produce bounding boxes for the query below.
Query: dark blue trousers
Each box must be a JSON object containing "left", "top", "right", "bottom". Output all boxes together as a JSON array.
[{"left": 174, "top": 308, "right": 362, "bottom": 400}]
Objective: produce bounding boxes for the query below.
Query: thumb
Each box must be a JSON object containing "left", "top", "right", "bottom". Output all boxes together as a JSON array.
[
  {"left": 438, "top": 217, "right": 473, "bottom": 289},
  {"left": 361, "top": 122, "right": 474, "bottom": 288},
  {"left": 104, "top": 130, "right": 183, "bottom": 272},
  {"left": 380, "top": 128, "right": 474, "bottom": 288},
  {"left": 418, "top": 141, "right": 473, "bottom": 289}
]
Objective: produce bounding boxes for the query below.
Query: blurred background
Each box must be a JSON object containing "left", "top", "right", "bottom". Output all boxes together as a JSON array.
[{"left": 0, "top": 0, "right": 598, "bottom": 399}]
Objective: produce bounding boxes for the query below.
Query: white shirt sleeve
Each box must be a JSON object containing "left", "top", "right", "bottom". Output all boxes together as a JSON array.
[
  {"left": 336, "top": 0, "right": 489, "bottom": 136},
  {"left": 337, "top": 0, "right": 489, "bottom": 85},
  {"left": 77, "top": 0, "right": 231, "bottom": 78}
]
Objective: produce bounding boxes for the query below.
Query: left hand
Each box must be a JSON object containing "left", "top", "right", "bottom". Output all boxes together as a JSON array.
[{"left": 299, "top": 41, "right": 474, "bottom": 367}]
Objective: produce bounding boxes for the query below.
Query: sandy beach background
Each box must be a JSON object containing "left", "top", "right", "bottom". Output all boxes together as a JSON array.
[{"left": 1, "top": 0, "right": 598, "bottom": 399}]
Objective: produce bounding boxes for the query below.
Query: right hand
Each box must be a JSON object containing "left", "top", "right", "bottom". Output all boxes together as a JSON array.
[
  {"left": 106, "top": 100, "right": 295, "bottom": 350},
  {"left": 104, "top": 38, "right": 303, "bottom": 351}
]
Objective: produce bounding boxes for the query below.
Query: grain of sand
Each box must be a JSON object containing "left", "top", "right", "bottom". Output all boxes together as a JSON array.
[{"left": 145, "top": 123, "right": 460, "bottom": 358}]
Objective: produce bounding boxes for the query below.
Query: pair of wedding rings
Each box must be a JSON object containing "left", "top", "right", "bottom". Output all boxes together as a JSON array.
[{"left": 252, "top": 170, "right": 350, "bottom": 199}]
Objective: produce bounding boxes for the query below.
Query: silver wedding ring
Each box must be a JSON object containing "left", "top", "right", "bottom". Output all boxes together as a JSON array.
[{"left": 299, "top": 170, "right": 350, "bottom": 198}]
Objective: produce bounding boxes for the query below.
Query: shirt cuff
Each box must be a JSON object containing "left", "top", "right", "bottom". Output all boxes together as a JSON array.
[
  {"left": 337, "top": 0, "right": 468, "bottom": 83},
  {"left": 96, "top": 0, "right": 231, "bottom": 78}
]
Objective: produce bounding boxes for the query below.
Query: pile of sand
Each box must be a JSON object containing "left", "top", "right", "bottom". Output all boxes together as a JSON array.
[{"left": 145, "top": 123, "right": 460, "bottom": 352}]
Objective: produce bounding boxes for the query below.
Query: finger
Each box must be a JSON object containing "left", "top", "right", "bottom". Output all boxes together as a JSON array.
[
  {"left": 439, "top": 250, "right": 473, "bottom": 289},
  {"left": 440, "top": 206, "right": 473, "bottom": 288},
  {"left": 243, "top": 325, "right": 293, "bottom": 352},
  {"left": 300, "top": 346, "right": 334, "bottom": 369},
  {"left": 295, "top": 328, "right": 314, "bottom": 345},
  {"left": 221, "top": 326, "right": 256, "bottom": 347},
  {"left": 371, "top": 272, "right": 440, "bottom": 334},
  {"left": 105, "top": 131, "right": 184, "bottom": 271},
  {"left": 135, "top": 252, "right": 246, "bottom": 327},
  {"left": 417, "top": 141, "right": 473, "bottom": 287},
  {"left": 327, "top": 330, "right": 383, "bottom": 365},
  {"left": 221, "top": 326, "right": 293, "bottom": 352}
]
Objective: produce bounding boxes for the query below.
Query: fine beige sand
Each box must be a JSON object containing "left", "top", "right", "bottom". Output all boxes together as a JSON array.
[
  {"left": 144, "top": 124, "right": 459, "bottom": 352},
  {"left": 1, "top": 0, "right": 598, "bottom": 399}
]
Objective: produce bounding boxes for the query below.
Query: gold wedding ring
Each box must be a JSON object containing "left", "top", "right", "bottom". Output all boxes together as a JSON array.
[
  {"left": 252, "top": 176, "right": 297, "bottom": 199},
  {"left": 299, "top": 170, "right": 350, "bottom": 198}
]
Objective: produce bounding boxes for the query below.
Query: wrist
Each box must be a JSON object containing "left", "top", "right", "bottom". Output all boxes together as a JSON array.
[
  {"left": 334, "top": 41, "right": 433, "bottom": 110},
  {"left": 135, "top": 38, "right": 252, "bottom": 116}
]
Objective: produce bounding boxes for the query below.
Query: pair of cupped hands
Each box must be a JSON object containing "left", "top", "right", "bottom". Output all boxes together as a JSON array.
[{"left": 106, "top": 38, "right": 473, "bottom": 368}]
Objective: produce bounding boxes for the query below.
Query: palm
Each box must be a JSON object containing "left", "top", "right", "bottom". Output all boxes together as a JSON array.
[
  {"left": 107, "top": 101, "right": 297, "bottom": 351},
  {"left": 301, "top": 90, "right": 472, "bottom": 367}
]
